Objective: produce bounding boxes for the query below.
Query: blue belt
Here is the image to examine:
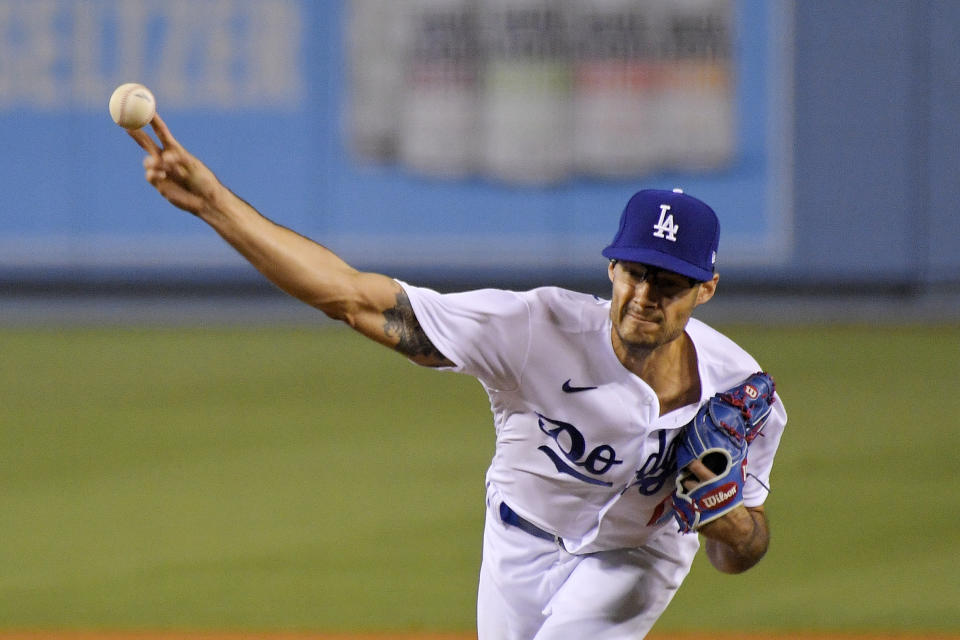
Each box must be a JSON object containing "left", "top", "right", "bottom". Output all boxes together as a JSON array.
[{"left": 499, "top": 502, "right": 564, "bottom": 547}]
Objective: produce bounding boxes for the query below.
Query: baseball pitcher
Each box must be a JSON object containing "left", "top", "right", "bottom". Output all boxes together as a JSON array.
[{"left": 126, "top": 115, "right": 786, "bottom": 639}]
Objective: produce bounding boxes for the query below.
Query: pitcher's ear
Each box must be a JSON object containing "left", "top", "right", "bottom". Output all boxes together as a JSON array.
[{"left": 695, "top": 274, "right": 720, "bottom": 305}]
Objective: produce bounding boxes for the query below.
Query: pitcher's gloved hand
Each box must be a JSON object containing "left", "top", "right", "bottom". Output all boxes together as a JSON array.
[{"left": 672, "top": 372, "right": 776, "bottom": 533}]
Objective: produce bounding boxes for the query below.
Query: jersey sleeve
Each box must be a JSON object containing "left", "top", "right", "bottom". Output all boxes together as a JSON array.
[
  {"left": 397, "top": 281, "right": 531, "bottom": 389},
  {"left": 742, "top": 394, "right": 787, "bottom": 507}
]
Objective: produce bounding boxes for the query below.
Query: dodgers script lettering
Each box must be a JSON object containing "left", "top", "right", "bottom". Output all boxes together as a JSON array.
[{"left": 537, "top": 413, "right": 623, "bottom": 487}]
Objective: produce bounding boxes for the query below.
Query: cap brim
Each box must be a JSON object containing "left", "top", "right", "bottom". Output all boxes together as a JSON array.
[{"left": 602, "top": 246, "right": 714, "bottom": 282}]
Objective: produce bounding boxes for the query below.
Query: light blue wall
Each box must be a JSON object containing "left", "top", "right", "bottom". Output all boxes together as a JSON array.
[
  {"left": 0, "top": 1, "right": 956, "bottom": 289},
  {"left": 924, "top": 0, "right": 960, "bottom": 283},
  {"left": 791, "top": 0, "right": 960, "bottom": 287}
]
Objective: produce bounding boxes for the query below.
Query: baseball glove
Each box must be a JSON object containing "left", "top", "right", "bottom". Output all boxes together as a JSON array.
[{"left": 672, "top": 372, "right": 776, "bottom": 533}]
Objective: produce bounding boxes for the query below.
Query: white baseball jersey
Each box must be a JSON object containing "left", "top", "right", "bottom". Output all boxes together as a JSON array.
[{"left": 399, "top": 282, "right": 787, "bottom": 638}]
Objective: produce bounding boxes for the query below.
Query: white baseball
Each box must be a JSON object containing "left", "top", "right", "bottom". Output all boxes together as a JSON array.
[{"left": 108, "top": 83, "right": 156, "bottom": 129}]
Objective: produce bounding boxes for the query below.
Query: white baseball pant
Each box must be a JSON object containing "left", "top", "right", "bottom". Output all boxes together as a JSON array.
[{"left": 477, "top": 495, "right": 699, "bottom": 639}]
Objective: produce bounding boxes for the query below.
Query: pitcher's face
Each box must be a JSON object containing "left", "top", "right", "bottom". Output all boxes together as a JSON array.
[{"left": 608, "top": 260, "right": 717, "bottom": 352}]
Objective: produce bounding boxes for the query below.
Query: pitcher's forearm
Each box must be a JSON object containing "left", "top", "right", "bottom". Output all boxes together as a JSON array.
[
  {"left": 701, "top": 506, "right": 769, "bottom": 574},
  {"left": 199, "top": 185, "right": 361, "bottom": 314}
]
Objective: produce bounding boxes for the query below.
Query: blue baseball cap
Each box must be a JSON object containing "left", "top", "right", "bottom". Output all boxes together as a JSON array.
[{"left": 602, "top": 188, "right": 720, "bottom": 282}]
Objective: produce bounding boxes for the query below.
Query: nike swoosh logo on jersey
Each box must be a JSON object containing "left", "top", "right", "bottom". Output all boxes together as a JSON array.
[{"left": 562, "top": 379, "right": 598, "bottom": 393}]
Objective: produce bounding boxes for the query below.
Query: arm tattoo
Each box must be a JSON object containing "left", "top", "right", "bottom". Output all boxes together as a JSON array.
[{"left": 383, "top": 290, "right": 452, "bottom": 365}]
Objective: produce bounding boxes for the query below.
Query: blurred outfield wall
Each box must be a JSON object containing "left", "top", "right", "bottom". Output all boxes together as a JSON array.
[{"left": 0, "top": 0, "right": 957, "bottom": 291}]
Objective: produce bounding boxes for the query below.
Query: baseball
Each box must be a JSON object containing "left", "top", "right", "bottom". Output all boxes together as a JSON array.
[{"left": 108, "top": 83, "right": 156, "bottom": 129}]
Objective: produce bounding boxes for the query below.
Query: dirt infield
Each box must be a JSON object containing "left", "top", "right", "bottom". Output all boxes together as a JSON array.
[{"left": 0, "top": 633, "right": 957, "bottom": 640}]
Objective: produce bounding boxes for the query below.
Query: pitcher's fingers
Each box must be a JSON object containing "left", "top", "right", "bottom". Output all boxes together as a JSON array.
[
  {"left": 128, "top": 128, "right": 161, "bottom": 156},
  {"left": 150, "top": 113, "right": 180, "bottom": 150},
  {"left": 686, "top": 459, "right": 716, "bottom": 482},
  {"left": 145, "top": 167, "right": 167, "bottom": 184}
]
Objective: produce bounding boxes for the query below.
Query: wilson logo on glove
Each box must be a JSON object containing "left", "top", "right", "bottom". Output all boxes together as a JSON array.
[{"left": 697, "top": 483, "right": 739, "bottom": 510}]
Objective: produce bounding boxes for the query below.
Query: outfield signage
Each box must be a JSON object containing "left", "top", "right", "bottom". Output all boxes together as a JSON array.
[{"left": 0, "top": 0, "right": 793, "bottom": 278}]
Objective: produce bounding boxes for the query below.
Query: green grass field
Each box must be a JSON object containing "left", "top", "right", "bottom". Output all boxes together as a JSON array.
[{"left": 1, "top": 322, "right": 958, "bottom": 633}]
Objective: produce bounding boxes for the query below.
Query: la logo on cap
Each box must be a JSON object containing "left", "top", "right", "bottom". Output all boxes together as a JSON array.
[
  {"left": 652, "top": 187, "right": 685, "bottom": 242},
  {"left": 652, "top": 204, "right": 679, "bottom": 242}
]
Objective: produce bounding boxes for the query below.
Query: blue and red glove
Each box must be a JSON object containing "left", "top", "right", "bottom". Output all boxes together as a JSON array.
[{"left": 672, "top": 372, "right": 776, "bottom": 534}]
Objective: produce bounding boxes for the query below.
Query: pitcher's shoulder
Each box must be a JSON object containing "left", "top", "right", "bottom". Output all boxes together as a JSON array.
[
  {"left": 686, "top": 318, "right": 765, "bottom": 382},
  {"left": 522, "top": 286, "right": 610, "bottom": 332}
]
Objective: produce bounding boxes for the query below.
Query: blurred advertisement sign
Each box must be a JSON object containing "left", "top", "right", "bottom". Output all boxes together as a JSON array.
[
  {"left": 346, "top": 0, "right": 736, "bottom": 185},
  {"left": 0, "top": 0, "right": 792, "bottom": 280},
  {"left": 0, "top": 0, "right": 302, "bottom": 110}
]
